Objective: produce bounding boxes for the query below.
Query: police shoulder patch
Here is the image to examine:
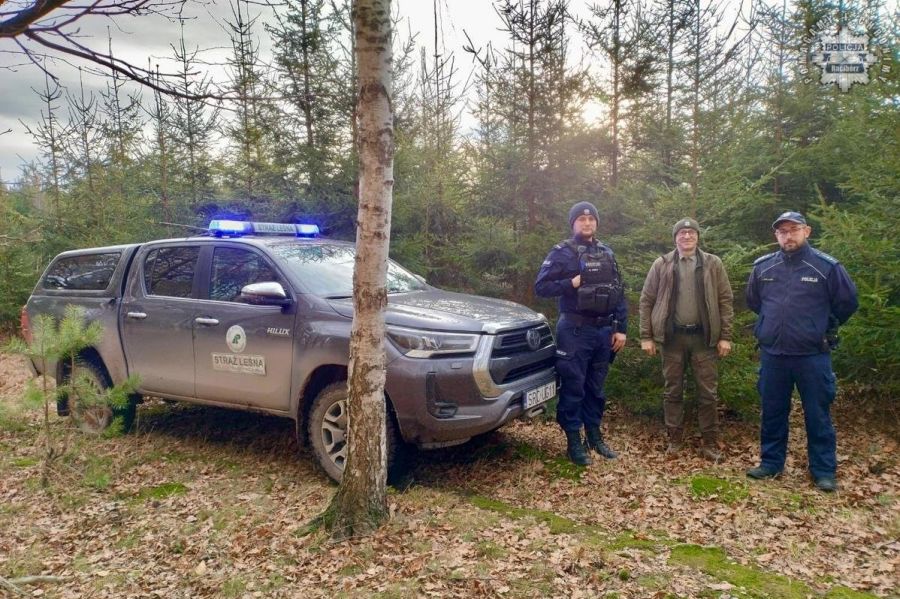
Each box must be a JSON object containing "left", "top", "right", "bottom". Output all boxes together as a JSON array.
[
  {"left": 753, "top": 252, "right": 776, "bottom": 265},
  {"left": 811, "top": 248, "right": 839, "bottom": 264}
]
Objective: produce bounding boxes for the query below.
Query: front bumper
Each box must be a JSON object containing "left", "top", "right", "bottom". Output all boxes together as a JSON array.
[{"left": 385, "top": 334, "right": 556, "bottom": 446}]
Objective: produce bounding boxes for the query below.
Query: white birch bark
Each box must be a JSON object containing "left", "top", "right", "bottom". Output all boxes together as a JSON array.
[{"left": 329, "top": 0, "right": 393, "bottom": 538}]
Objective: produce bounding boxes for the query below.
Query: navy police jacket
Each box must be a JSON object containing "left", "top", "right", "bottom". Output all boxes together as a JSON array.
[
  {"left": 534, "top": 237, "right": 628, "bottom": 334},
  {"left": 746, "top": 243, "right": 858, "bottom": 356}
]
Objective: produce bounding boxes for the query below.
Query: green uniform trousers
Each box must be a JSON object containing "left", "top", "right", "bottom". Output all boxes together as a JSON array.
[{"left": 661, "top": 332, "right": 719, "bottom": 440}]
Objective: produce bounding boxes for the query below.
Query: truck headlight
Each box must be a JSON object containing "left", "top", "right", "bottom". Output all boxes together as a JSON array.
[{"left": 387, "top": 326, "right": 480, "bottom": 358}]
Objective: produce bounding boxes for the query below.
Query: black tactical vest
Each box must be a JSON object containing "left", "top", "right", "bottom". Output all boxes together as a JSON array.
[{"left": 566, "top": 240, "right": 624, "bottom": 315}]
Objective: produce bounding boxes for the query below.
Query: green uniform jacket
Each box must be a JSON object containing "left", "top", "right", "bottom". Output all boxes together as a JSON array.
[{"left": 639, "top": 248, "right": 734, "bottom": 347}]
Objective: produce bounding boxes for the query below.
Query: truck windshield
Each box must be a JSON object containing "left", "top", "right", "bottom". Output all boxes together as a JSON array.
[{"left": 270, "top": 243, "right": 428, "bottom": 297}]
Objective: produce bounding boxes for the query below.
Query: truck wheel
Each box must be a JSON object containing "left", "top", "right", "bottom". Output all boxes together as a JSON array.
[
  {"left": 307, "top": 382, "right": 401, "bottom": 483},
  {"left": 61, "top": 359, "right": 136, "bottom": 434}
]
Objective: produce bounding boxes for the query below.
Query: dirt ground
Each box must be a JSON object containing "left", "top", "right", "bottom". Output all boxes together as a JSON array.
[{"left": 0, "top": 350, "right": 897, "bottom": 598}]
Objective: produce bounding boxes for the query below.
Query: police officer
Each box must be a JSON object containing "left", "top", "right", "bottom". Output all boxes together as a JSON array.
[
  {"left": 746, "top": 211, "right": 858, "bottom": 492},
  {"left": 535, "top": 201, "right": 627, "bottom": 465}
]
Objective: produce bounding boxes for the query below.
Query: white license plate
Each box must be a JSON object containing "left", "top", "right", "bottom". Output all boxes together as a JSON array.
[{"left": 524, "top": 381, "right": 556, "bottom": 409}]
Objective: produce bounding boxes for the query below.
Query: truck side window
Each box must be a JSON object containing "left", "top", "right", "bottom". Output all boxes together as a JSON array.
[
  {"left": 143, "top": 247, "right": 200, "bottom": 298},
  {"left": 209, "top": 247, "right": 282, "bottom": 303},
  {"left": 42, "top": 252, "right": 121, "bottom": 290}
]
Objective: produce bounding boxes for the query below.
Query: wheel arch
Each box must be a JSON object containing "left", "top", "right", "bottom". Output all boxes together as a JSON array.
[
  {"left": 56, "top": 348, "right": 111, "bottom": 416},
  {"left": 56, "top": 347, "right": 111, "bottom": 385},
  {"left": 296, "top": 364, "right": 404, "bottom": 446},
  {"left": 296, "top": 365, "right": 347, "bottom": 446}
]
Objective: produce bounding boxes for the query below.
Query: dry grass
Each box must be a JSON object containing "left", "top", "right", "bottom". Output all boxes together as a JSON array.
[{"left": 0, "top": 352, "right": 896, "bottom": 598}]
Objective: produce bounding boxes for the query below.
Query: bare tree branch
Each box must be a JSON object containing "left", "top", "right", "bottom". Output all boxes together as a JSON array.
[
  {"left": 0, "top": 575, "right": 26, "bottom": 597},
  {"left": 0, "top": 0, "right": 234, "bottom": 99}
]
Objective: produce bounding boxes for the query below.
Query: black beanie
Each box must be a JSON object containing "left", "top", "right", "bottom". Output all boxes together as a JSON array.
[{"left": 568, "top": 201, "right": 599, "bottom": 227}]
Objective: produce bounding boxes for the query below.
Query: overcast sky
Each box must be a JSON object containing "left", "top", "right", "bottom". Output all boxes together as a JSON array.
[
  {"left": 0, "top": 0, "right": 760, "bottom": 185},
  {"left": 0, "top": 0, "right": 531, "bottom": 183}
]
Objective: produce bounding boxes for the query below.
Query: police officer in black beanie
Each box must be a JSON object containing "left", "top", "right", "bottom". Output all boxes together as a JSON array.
[{"left": 535, "top": 201, "right": 628, "bottom": 465}]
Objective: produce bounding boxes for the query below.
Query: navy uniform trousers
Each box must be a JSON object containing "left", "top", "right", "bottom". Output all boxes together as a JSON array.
[
  {"left": 758, "top": 351, "right": 837, "bottom": 478},
  {"left": 554, "top": 315, "right": 612, "bottom": 432}
]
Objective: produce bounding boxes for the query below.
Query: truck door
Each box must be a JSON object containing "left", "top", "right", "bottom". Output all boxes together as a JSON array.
[
  {"left": 121, "top": 244, "right": 201, "bottom": 398},
  {"left": 192, "top": 245, "right": 295, "bottom": 412}
]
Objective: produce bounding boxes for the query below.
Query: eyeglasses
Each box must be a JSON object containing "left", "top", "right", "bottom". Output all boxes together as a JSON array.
[
  {"left": 775, "top": 226, "right": 805, "bottom": 236},
  {"left": 676, "top": 229, "right": 698, "bottom": 237}
]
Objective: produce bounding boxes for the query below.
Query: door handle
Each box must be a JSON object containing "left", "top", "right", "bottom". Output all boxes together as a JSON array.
[
  {"left": 195, "top": 317, "right": 220, "bottom": 326},
  {"left": 126, "top": 312, "right": 147, "bottom": 320}
]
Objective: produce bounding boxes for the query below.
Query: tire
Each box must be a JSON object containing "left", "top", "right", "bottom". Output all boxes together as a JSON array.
[
  {"left": 307, "top": 381, "right": 402, "bottom": 483},
  {"left": 60, "top": 358, "right": 136, "bottom": 435}
]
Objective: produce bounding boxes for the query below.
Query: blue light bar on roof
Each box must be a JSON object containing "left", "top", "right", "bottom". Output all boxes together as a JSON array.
[
  {"left": 296, "top": 224, "right": 320, "bottom": 237},
  {"left": 208, "top": 220, "right": 320, "bottom": 238},
  {"left": 209, "top": 220, "right": 251, "bottom": 235}
]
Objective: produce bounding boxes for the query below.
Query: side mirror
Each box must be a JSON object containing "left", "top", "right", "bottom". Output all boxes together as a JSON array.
[{"left": 240, "top": 282, "right": 292, "bottom": 307}]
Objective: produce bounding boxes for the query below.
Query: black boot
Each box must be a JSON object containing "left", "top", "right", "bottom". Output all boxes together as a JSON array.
[
  {"left": 585, "top": 426, "right": 618, "bottom": 460},
  {"left": 565, "top": 430, "right": 593, "bottom": 466}
]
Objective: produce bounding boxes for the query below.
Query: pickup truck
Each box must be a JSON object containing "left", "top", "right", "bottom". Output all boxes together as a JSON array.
[{"left": 22, "top": 220, "right": 557, "bottom": 480}]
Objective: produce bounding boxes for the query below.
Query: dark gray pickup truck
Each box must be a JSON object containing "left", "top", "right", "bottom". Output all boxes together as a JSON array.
[{"left": 22, "top": 221, "right": 557, "bottom": 480}]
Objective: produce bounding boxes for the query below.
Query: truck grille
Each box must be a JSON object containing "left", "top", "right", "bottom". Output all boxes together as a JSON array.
[{"left": 489, "top": 324, "right": 556, "bottom": 384}]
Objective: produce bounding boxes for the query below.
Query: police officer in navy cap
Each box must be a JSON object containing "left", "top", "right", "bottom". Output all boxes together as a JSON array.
[
  {"left": 535, "top": 201, "right": 628, "bottom": 465},
  {"left": 746, "top": 211, "right": 858, "bottom": 492}
]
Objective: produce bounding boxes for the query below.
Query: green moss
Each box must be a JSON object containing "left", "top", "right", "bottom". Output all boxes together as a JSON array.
[
  {"left": 192, "top": 504, "right": 246, "bottom": 533},
  {"left": 608, "top": 530, "right": 672, "bottom": 551},
  {"left": 221, "top": 576, "right": 247, "bottom": 597},
  {"left": 11, "top": 456, "right": 39, "bottom": 468},
  {"left": 82, "top": 455, "right": 114, "bottom": 490},
  {"left": 689, "top": 475, "right": 749, "bottom": 504},
  {"left": 115, "top": 530, "right": 141, "bottom": 550},
  {"left": 338, "top": 564, "right": 363, "bottom": 577},
  {"left": 512, "top": 442, "right": 543, "bottom": 461},
  {"left": 823, "top": 586, "right": 881, "bottom": 599},
  {"left": 509, "top": 562, "right": 555, "bottom": 596},
  {"left": 132, "top": 481, "right": 188, "bottom": 502},
  {"left": 468, "top": 496, "right": 879, "bottom": 599},
  {"left": 83, "top": 470, "right": 111, "bottom": 490},
  {"left": 670, "top": 544, "right": 811, "bottom": 598},
  {"left": 875, "top": 493, "right": 894, "bottom": 507},
  {"left": 636, "top": 573, "right": 672, "bottom": 591},
  {"left": 512, "top": 441, "right": 585, "bottom": 481},
  {"left": 263, "top": 573, "right": 288, "bottom": 591},
  {"left": 475, "top": 540, "right": 507, "bottom": 559},
  {"left": 469, "top": 495, "right": 577, "bottom": 534},
  {"left": 71, "top": 555, "right": 90, "bottom": 573},
  {"left": 371, "top": 581, "right": 419, "bottom": 598},
  {"left": 212, "top": 457, "right": 243, "bottom": 472},
  {"left": 4, "top": 542, "right": 50, "bottom": 578}
]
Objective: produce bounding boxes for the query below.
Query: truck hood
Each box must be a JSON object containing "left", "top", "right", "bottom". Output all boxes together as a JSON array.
[{"left": 327, "top": 289, "right": 545, "bottom": 333}]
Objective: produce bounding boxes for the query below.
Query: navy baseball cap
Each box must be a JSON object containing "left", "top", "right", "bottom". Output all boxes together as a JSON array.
[{"left": 772, "top": 211, "right": 807, "bottom": 229}]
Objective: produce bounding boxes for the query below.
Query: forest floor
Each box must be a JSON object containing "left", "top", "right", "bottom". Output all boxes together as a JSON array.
[{"left": 0, "top": 350, "right": 897, "bottom": 599}]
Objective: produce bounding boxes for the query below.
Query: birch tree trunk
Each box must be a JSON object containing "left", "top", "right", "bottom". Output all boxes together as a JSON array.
[{"left": 326, "top": 0, "right": 392, "bottom": 540}]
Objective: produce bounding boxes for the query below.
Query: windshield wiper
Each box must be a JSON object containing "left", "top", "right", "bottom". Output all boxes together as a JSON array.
[{"left": 324, "top": 294, "right": 353, "bottom": 299}]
